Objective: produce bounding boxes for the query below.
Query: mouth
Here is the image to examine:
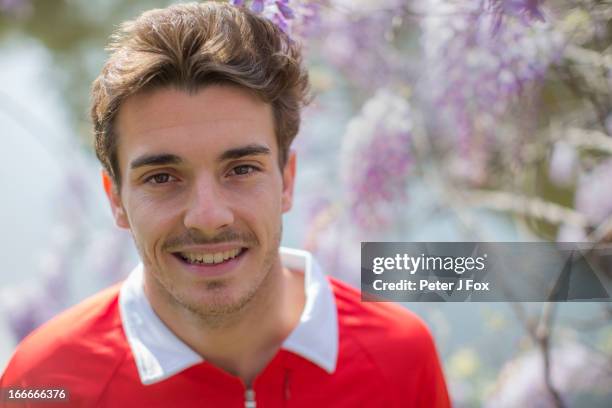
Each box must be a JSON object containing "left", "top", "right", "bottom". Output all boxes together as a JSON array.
[{"left": 172, "top": 247, "right": 248, "bottom": 266}]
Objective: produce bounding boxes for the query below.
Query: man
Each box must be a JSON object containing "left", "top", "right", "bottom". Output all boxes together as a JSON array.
[{"left": 0, "top": 2, "right": 450, "bottom": 407}]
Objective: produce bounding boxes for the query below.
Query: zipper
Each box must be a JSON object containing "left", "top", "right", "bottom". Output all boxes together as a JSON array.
[
  {"left": 245, "top": 388, "right": 256, "bottom": 408},
  {"left": 283, "top": 368, "right": 291, "bottom": 402}
]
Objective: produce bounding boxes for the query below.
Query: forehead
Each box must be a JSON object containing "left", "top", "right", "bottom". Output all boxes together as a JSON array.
[{"left": 115, "top": 85, "right": 276, "bottom": 166}]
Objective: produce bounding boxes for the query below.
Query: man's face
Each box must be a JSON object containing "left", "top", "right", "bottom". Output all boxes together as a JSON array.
[{"left": 106, "top": 85, "right": 296, "bottom": 319}]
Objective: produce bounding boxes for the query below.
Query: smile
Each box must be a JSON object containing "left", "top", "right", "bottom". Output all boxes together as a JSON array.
[{"left": 176, "top": 248, "right": 245, "bottom": 265}]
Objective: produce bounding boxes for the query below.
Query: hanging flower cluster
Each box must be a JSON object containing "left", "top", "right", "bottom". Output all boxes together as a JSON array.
[
  {"left": 485, "top": 342, "right": 610, "bottom": 407},
  {"left": 312, "top": 0, "right": 405, "bottom": 90},
  {"left": 486, "top": 0, "right": 546, "bottom": 30},
  {"left": 230, "top": 0, "right": 322, "bottom": 38},
  {"left": 421, "top": 0, "right": 563, "bottom": 169},
  {"left": 557, "top": 159, "right": 612, "bottom": 242},
  {"left": 339, "top": 89, "right": 413, "bottom": 230},
  {"left": 575, "top": 159, "right": 612, "bottom": 227}
]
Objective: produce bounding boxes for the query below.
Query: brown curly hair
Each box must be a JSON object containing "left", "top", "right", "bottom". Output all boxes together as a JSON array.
[{"left": 91, "top": 1, "right": 310, "bottom": 186}]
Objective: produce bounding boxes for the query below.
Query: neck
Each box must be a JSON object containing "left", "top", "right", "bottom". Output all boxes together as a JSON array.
[{"left": 144, "top": 257, "right": 305, "bottom": 386}]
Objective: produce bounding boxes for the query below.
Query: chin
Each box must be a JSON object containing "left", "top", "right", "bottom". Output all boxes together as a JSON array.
[{"left": 176, "top": 280, "right": 259, "bottom": 319}]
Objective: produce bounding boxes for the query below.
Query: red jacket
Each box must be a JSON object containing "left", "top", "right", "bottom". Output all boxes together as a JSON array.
[{"left": 1, "top": 251, "right": 450, "bottom": 407}]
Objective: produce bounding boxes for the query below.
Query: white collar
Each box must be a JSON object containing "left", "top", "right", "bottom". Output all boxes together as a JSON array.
[{"left": 118, "top": 247, "right": 338, "bottom": 385}]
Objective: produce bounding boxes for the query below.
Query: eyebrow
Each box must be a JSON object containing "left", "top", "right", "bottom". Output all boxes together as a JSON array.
[
  {"left": 218, "top": 144, "right": 271, "bottom": 161},
  {"left": 130, "top": 154, "right": 182, "bottom": 170}
]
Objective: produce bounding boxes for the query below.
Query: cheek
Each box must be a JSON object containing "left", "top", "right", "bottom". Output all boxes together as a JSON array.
[
  {"left": 256, "top": 186, "right": 283, "bottom": 211},
  {"left": 229, "top": 184, "right": 283, "bottom": 231},
  {"left": 225, "top": 175, "right": 282, "bottom": 203},
  {"left": 124, "top": 193, "right": 181, "bottom": 246}
]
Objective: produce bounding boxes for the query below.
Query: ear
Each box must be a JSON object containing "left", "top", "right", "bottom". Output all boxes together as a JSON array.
[
  {"left": 281, "top": 150, "right": 297, "bottom": 213},
  {"left": 102, "top": 170, "right": 130, "bottom": 229}
]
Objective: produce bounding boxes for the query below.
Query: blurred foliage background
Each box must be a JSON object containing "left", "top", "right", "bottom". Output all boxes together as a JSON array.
[{"left": 1, "top": 0, "right": 611, "bottom": 406}]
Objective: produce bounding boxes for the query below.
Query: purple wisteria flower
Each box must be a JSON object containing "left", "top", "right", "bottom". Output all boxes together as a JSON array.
[
  {"left": 421, "top": 0, "right": 563, "bottom": 180},
  {"left": 484, "top": 342, "right": 611, "bottom": 407},
  {"left": 0, "top": 167, "right": 91, "bottom": 340},
  {"left": 548, "top": 141, "right": 578, "bottom": 187},
  {"left": 575, "top": 159, "right": 612, "bottom": 226},
  {"left": 557, "top": 157, "right": 612, "bottom": 241},
  {"left": 487, "top": 0, "right": 546, "bottom": 29},
  {"left": 313, "top": 0, "right": 406, "bottom": 90},
  {"left": 1, "top": 225, "right": 74, "bottom": 341},
  {"left": 230, "top": 0, "right": 322, "bottom": 37},
  {"left": 0, "top": 0, "right": 32, "bottom": 18},
  {"left": 0, "top": 164, "right": 134, "bottom": 342},
  {"left": 340, "top": 89, "right": 413, "bottom": 231},
  {"left": 303, "top": 203, "right": 368, "bottom": 287}
]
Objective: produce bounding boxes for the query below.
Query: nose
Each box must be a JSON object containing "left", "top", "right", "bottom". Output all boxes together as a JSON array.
[{"left": 183, "top": 174, "right": 234, "bottom": 234}]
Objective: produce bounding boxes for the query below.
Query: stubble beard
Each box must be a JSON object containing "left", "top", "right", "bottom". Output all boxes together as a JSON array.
[{"left": 154, "top": 225, "right": 282, "bottom": 329}]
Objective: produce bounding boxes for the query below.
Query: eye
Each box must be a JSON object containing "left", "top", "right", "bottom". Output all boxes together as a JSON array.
[
  {"left": 145, "top": 173, "right": 176, "bottom": 184},
  {"left": 228, "top": 165, "right": 260, "bottom": 177}
]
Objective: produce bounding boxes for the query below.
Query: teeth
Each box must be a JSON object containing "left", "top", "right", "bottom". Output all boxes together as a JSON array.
[{"left": 180, "top": 248, "right": 242, "bottom": 265}]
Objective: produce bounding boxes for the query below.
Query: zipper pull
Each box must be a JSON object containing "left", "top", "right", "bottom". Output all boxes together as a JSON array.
[{"left": 245, "top": 388, "right": 256, "bottom": 408}]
